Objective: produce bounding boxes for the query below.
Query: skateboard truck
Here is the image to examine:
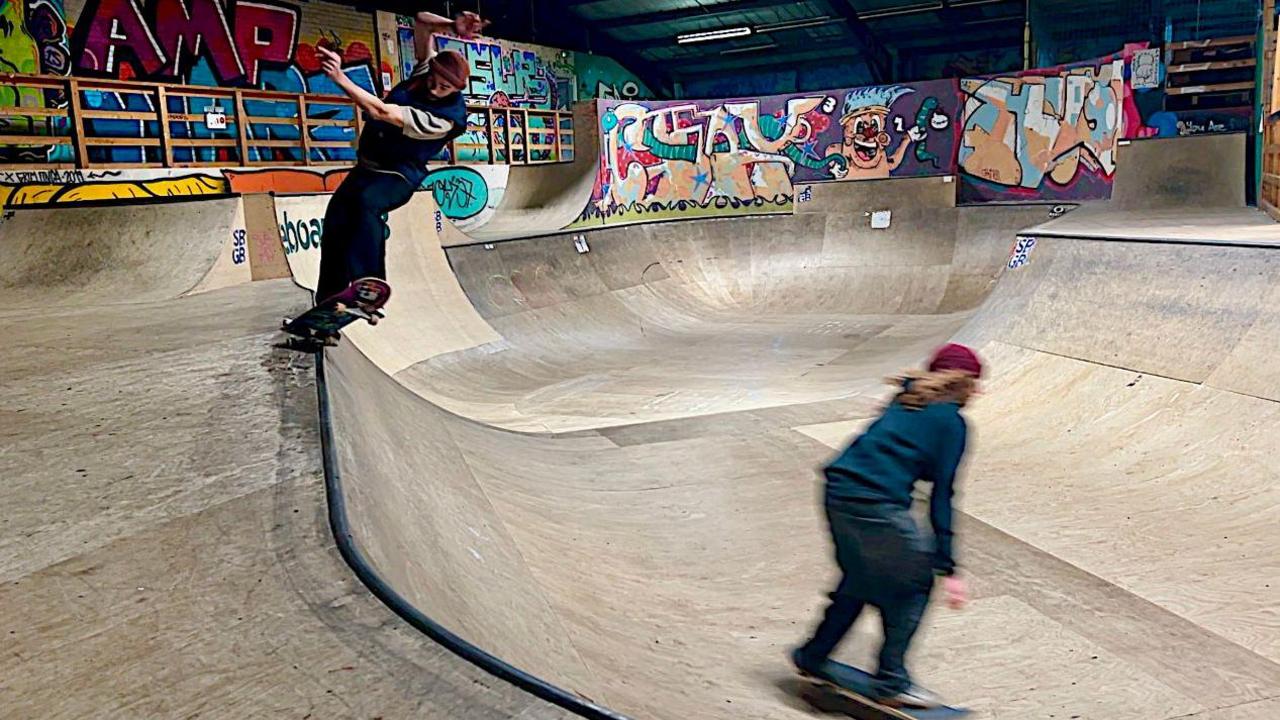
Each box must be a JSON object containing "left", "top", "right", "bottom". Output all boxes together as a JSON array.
[{"left": 333, "top": 302, "right": 384, "bottom": 325}]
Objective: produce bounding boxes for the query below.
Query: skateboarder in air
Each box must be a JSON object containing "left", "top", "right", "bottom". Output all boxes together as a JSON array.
[
  {"left": 312, "top": 10, "right": 487, "bottom": 303},
  {"left": 792, "top": 343, "right": 980, "bottom": 710}
]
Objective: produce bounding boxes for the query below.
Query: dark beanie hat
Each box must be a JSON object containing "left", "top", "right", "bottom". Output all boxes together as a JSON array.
[
  {"left": 928, "top": 343, "right": 983, "bottom": 377},
  {"left": 430, "top": 50, "right": 469, "bottom": 89}
]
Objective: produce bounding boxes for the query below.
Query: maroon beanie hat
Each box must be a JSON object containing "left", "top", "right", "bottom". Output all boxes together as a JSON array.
[
  {"left": 430, "top": 50, "right": 469, "bottom": 90},
  {"left": 928, "top": 343, "right": 983, "bottom": 377}
]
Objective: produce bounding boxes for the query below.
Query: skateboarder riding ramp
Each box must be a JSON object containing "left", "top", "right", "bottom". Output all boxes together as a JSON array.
[{"left": 312, "top": 168, "right": 1280, "bottom": 720}]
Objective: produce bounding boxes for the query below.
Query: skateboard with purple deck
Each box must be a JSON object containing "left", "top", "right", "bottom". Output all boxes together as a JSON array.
[{"left": 280, "top": 277, "right": 390, "bottom": 352}]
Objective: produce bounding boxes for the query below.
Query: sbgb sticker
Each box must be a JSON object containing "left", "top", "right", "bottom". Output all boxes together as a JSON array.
[
  {"left": 1008, "top": 236, "right": 1036, "bottom": 270},
  {"left": 232, "top": 229, "right": 247, "bottom": 265}
]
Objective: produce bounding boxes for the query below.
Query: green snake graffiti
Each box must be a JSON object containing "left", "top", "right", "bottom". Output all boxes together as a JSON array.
[{"left": 914, "top": 97, "right": 943, "bottom": 169}]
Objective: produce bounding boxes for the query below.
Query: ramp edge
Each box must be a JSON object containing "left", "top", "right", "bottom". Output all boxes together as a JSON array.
[{"left": 312, "top": 350, "right": 634, "bottom": 720}]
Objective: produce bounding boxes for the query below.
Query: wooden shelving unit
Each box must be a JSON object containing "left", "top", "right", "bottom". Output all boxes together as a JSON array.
[{"left": 1165, "top": 35, "right": 1257, "bottom": 113}]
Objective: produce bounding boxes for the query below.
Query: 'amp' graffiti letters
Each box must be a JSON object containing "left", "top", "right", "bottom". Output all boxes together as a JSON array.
[{"left": 72, "top": 0, "right": 299, "bottom": 86}]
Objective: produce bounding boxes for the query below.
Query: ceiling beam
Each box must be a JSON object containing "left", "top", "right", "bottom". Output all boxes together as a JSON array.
[
  {"left": 857, "top": 0, "right": 1019, "bottom": 21},
  {"left": 936, "top": 0, "right": 1023, "bottom": 30},
  {"left": 671, "top": 47, "right": 867, "bottom": 77},
  {"left": 583, "top": 26, "right": 677, "bottom": 96},
  {"left": 824, "top": 0, "right": 891, "bottom": 82},
  {"left": 893, "top": 34, "right": 1023, "bottom": 54},
  {"left": 873, "top": 17, "right": 1024, "bottom": 45}
]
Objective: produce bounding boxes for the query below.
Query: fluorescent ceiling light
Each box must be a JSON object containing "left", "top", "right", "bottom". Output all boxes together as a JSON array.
[
  {"left": 755, "top": 16, "right": 835, "bottom": 33},
  {"left": 676, "top": 26, "right": 753, "bottom": 44}
]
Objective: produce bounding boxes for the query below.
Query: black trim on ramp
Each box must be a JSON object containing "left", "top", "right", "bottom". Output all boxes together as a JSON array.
[{"left": 311, "top": 350, "right": 634, "bottom": 720}]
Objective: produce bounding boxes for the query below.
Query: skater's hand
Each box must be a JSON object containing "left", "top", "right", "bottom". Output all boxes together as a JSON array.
[
  {"left": 317, "top": 45, "right": 344, "bottom": 80},
  {"left": 942, "top": 575, "right": 968, "bottom": 610},
  {"left": 453, "top": 11, "right": 490, "bottom": 38}
]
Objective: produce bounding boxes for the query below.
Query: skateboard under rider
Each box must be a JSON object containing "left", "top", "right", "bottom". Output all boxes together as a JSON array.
[
  {"left": 797, "top": 659, "right": 971, "bottom": 720},
  {"left": 280, "top": 277, "right": 390, "bottom": 352}
]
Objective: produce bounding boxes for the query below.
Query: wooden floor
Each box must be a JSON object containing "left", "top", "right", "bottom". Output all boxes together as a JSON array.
[{"left": 319, "top": 177, "right": 1280, "bottom": 720}]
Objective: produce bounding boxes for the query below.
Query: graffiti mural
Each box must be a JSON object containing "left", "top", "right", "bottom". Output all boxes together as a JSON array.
[
  {"left": 422, "top": 166, "right": 487, "bottom": 220},
  {"left": 433, "top": 33, "right": 574, "bottom": 110},
  {"left": 574, "top": 53, "right": 650, "bottom": 101},
  {"left": 1143, "top": 108, "right": 1252, "bottom": 137},
  {"left": 0, "top": 163, "right": 510, "bottom": 229},
  {"left": 958, "top": 56, "right": 1126, "bottom": 203},
  {"left": 578, "top": 80, "right": 959, "bottom": 227},
  {"left": 0, "top": 0, "right": 72, "bottom": 163},
  {"left": 578, "top": 98, "right": 801, "bottom": 227},
  {"left": 71, "top": 0, "right": 299, "bottom": 85},
  {"left": 396, "top": 14, "right": 416, "bottom": 87},
  {"left": 66, "top": 0, "right": 386, "bottom": 164},
  {"left": 0, "top": 168, "right": 227, "bottom": 207},
  {"left": 425, "top": 164, "right": 506, "bottom": 229},
  {"left": 802, "top": 80, "right": 959, "bottom": 182}
]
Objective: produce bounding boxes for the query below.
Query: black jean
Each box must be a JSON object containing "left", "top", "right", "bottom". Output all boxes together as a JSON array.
[
  {"left": 316, "top": 166, "right": 417, "bottom": 302},
  {"left": 796, "top": 498, "right": 936, "bottom": 696}
]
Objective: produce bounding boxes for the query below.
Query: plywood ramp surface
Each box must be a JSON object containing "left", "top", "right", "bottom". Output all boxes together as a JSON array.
[
  {"left": 322, "top": 160, "right": 1280, "bottom": 720},
  {"left": 0, "top": 196, "right": 251, "bottom": 307}
]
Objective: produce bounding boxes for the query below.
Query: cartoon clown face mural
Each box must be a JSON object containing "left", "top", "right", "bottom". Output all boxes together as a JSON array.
[{"left": 825, "top": 85, "right": 925, "bottom": 179}]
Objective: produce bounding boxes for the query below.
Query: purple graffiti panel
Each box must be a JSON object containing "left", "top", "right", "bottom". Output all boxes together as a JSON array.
[
  {"left": 957, "top": 54, "right": 1128, "bottom": 204},
  {"left": 582, "top": 80, "right": 961, "bottom": 226}
]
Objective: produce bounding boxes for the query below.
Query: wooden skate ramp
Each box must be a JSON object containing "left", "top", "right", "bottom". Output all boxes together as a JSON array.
[
  {"left": 404, "top": 177, "right": 1043, "bottom": 432},
  {"left": 318, "top": 156, "right": 1280, "bottom": 720},
  {"left": 1, "top": 198, "right": 578, "bottom": 719},
  {"left": 0, "top": 196, "right": 253, "bottom": 307},
  {"left": 1109, "top": 133, "right": 1246, "bottom": 210},
  {"left": 454, "top": 103, "right": 603, "bottom": 245}
]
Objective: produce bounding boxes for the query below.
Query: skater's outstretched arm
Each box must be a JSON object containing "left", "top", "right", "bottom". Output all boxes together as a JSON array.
[
  {"left": 318, "top": 46, "right": 456, "bottom": 139},
  {"left": 414, "top": 11, "right": 489, "bottom": 62}
]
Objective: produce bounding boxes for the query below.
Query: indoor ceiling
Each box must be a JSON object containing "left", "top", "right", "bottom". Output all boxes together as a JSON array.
[{"left": 561, "top": 0, "right": 1028, "bottom": 84}]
